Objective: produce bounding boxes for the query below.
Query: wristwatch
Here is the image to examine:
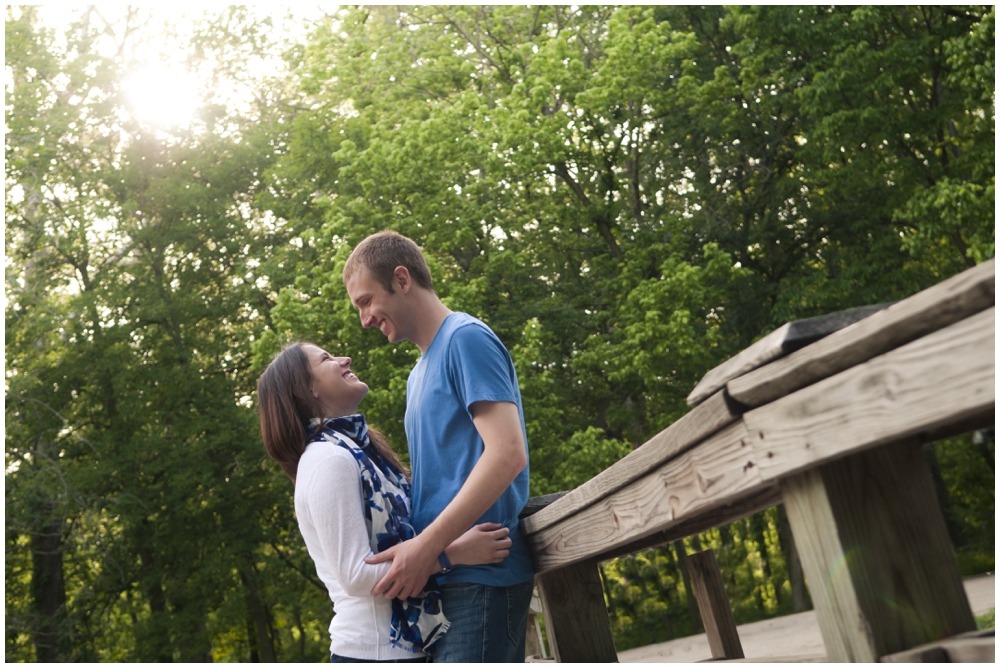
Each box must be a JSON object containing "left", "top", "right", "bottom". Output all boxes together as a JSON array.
[{"left": 438, "top": 551, "right": 454, "bottom": 574}]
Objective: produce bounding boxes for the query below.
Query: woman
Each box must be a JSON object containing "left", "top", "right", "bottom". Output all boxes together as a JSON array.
[{"left": 257, "top": 342, "right": 511, "bottom": 662}]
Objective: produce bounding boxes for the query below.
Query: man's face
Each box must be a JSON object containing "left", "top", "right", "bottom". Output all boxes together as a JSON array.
[{"left": 345, "top": 266, "right": 410, "bottom": 344}]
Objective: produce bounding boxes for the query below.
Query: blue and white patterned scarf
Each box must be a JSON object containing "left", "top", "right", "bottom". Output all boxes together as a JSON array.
[{"left": 307, "top": 414, "right": 450, "bottom": 655}]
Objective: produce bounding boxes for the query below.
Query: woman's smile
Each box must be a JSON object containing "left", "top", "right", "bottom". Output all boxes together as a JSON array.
[{"left": 302, "top": 344, "right": 369, "bottom": 416}]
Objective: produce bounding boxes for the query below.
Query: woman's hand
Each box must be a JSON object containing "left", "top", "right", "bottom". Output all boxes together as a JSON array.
[{"left": 444, "top": 523, "right": 511, "bottom": 567}]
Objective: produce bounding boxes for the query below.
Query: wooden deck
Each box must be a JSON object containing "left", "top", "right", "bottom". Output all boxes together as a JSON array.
[
  {"left": 522, "top": 259, "right": 994, "bottom": 662},
  {"left": 615, "top": 574, "right": 994, "bottom": 663}
]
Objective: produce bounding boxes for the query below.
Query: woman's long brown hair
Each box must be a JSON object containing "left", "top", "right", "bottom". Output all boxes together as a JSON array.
[{"left": 256, "top": 342, "right": 406, "bottom": 482}]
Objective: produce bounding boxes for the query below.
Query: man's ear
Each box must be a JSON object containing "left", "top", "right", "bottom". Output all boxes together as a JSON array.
[{"left": 393, "top": 266, "right": 412, "bottom": 293}]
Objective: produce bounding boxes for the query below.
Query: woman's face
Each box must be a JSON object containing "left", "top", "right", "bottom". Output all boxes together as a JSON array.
[{"left": 301, "top": 344, "right": 369, "bottom": 417}]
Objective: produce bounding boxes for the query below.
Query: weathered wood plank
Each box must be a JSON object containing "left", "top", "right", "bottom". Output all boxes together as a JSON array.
[
  {"left": 687, "top": 323, "right": 791, "bottom": 408},
  {"left": 746, "top": 307, "right": 995, "bottom": 483},
  {"left": 536, "top": 559, "right": 618, "bottom": 663},
  {"left": 782, "top": 439, "right": 976, "bottom": 661},
  {"left": 780, "top": 303, "right": 894, "bottom": 354},
  {"left": 686, "top": 303, "right": 893, "bottom": 407},
  {"left": 688, "top": 550, "right": 745, "bottom": 659},
  {"left": 596, "top": 486, "right": 781, "bottom": 563},
  {"left": 519, "top": 492, "right": 568, "bottom": 519},
  {"left": 526, "top": 421, "right": 764, "bottom": 573},
  {"left": 523, "top": 389, "right": 740, "bottom": 535},
  {"left": 881, "top": 632, "right": 995, "bottom": 663},
  {"left": 729, "top": 259, "right": 995, "bottom": 408}
]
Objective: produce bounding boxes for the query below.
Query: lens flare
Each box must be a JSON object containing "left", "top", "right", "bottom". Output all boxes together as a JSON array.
[{"left": 123, "top": 64, "right": 200, "bottom": 127}]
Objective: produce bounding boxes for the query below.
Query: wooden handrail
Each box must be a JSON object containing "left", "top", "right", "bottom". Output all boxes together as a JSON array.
[
  {"left": 526, "top": 307, "right": 994, "bottom": 573},
  {"left": 525, "top": 260, "right": 994, "bottom": 662}
]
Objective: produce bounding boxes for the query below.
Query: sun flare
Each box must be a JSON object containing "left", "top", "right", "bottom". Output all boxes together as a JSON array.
[{"left": 123, "top": 64, "right": 200, "bottom": 127}]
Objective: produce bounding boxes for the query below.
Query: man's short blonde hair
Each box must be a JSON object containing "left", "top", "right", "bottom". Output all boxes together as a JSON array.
[{"left": 343, "top": 230, "right": 434, "bottom": 294}]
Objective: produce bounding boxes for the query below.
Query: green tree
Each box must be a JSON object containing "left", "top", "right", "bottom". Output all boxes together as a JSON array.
[
  {"left": 7, "top": 5, "right": 993, "bottom": 660},
  {"left": 262, "top": 5, "right": 992, "bottom": 651},
  {"left": 6, "top": 7, "right": 330, "bottom": 661}
]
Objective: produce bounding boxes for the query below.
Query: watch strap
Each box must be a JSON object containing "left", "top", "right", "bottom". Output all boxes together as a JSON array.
[{"left": 437, "top": 551, "right": 453, "bottom": 573}]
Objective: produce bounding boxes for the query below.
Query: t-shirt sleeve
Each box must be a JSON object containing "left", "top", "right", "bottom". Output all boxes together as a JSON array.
[
  {"left": 449, "top": 323, "right": 519, "bottom": 411},
  {"left": 300, "top": 450, "right": 392, "bottom": 598}
]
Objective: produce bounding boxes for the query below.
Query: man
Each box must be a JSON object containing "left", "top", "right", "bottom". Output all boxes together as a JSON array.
[{"left": 343, "top": 231, "right": 535, "bottom": 662}]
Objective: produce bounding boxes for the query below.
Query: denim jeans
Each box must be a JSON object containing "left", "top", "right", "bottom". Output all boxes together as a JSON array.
[
  {"left": 330, "top": 653, "right": 427, "bottom": 663},
  {"left": 430, "top": 579, "right": 534, "bottom": 663}
]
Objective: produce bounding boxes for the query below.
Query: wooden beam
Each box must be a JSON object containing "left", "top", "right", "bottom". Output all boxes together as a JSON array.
[
  {"left": 780, "top": 469, "right": 874, "bottom": 661},
  {"left": 596, "top": 486, "right": 781, "bottom": 563},
  {"left": 745, "top": 308, "right": 995, "bottom": 483},
  {"left": 688, "top": 550, "right": 745, "bottom": 660},
  {"left": 523, "top": 389, "right": 740, "bottom": 535},
  {"left": 686, "top": 303, "right": 892, "bottom": 407},
  {"left": 728, "top": 259, "right": 995, "bottom": 408},
  {"left": 782, "top": 439, "right": 976, "bottom": 662},
  {"left": 526, "top": 421, "right": 765, "bottom": 573},
  {"left": 535, "top": 559, "right": 618, "bottom": 663}
]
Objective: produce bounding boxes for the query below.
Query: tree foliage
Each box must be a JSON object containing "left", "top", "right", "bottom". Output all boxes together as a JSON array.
[{"left": 6, "top": 5, "right": 994, "bottom": 660}]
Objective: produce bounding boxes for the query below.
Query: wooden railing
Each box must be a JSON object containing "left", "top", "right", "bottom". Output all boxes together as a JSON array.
[{"left": 522, "top": 259, "right": 995, "bottom": 662}]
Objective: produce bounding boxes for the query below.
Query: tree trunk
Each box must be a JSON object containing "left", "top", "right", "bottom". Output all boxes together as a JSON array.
[
  {"left": 662, "top": 609, "right": 674, "bottom": 640},
  {"left": 241, "top": 570, "right": 278, "bottom": 662},
  {"left": 246, "top": 611, "right": 260, "bottom": 662},
  {"left": 138, "top": 547, "right": 174, "bottom": 662},
  {"left": 292, "top": 606, "right": 307, "bottom": 660},
  {"left": 176, "top": 611, "right": 213, "bottom": 663},
  {"left": 972, "top": 429, "right": 994, "bottom": 472},
  {"left": 748, "top": 512, "right": 772, "bottom": 610},
  {"left": 31, "top": 509, "right": 66, "bottom": 662}
]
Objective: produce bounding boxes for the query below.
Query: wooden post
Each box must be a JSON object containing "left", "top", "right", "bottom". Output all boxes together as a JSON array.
[
  {"left": 781, "top": 439, "right": 976, "bottom": 662},
  {"left": 687, "top": 550, "right": 744, "bottom": 659},
  {"left": 536, "top": 558, "right": 617, "bottom": 662},
  {"left": 524, "top": 587, "right": 546, "bottom": 659}
]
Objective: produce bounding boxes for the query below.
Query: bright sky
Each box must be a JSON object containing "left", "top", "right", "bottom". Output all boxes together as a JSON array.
[{"left": 30, "top": 5, "right": 338, "bottom": 128}]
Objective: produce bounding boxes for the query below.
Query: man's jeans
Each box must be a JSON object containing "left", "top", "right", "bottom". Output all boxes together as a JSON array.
[
  {"left": 330, "top": 654, "right": 426, "bottom": 663},
  {"left": 431, "top": 580, "right": 534, "bottom": 663}
]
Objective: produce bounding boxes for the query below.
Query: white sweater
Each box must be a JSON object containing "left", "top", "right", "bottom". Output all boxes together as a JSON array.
[{"left": 294, "top": 439, "right": 422, "bottom": 661}]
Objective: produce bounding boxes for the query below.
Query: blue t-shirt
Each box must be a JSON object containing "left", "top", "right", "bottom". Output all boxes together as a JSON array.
[{"left": 405, "top": 312, "right": 534, "bottom": 587}]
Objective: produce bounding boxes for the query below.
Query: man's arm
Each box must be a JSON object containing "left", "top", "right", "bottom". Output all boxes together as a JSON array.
[{"left": 364, "top": 400, "right": 526, "bottom": 600}]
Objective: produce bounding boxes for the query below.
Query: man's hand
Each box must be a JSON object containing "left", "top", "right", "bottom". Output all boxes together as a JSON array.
[
  {"left": 365, "top": 535, "right": 440, "bottom": 600},
  {"left": 366, "top": 401, "right": 525, "bottom": 601},
  {"left": 447, "top": 522, "right": 511, "bottom": 566}
]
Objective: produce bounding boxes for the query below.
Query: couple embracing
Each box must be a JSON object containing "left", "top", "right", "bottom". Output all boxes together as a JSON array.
[{"left": 257, "top": 231, "right": 535, "bottom": 662}]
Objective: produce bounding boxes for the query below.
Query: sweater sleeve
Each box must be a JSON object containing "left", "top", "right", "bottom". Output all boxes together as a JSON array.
[{"left": 299, "top": 449, "right": 392, "bottom": 598}]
